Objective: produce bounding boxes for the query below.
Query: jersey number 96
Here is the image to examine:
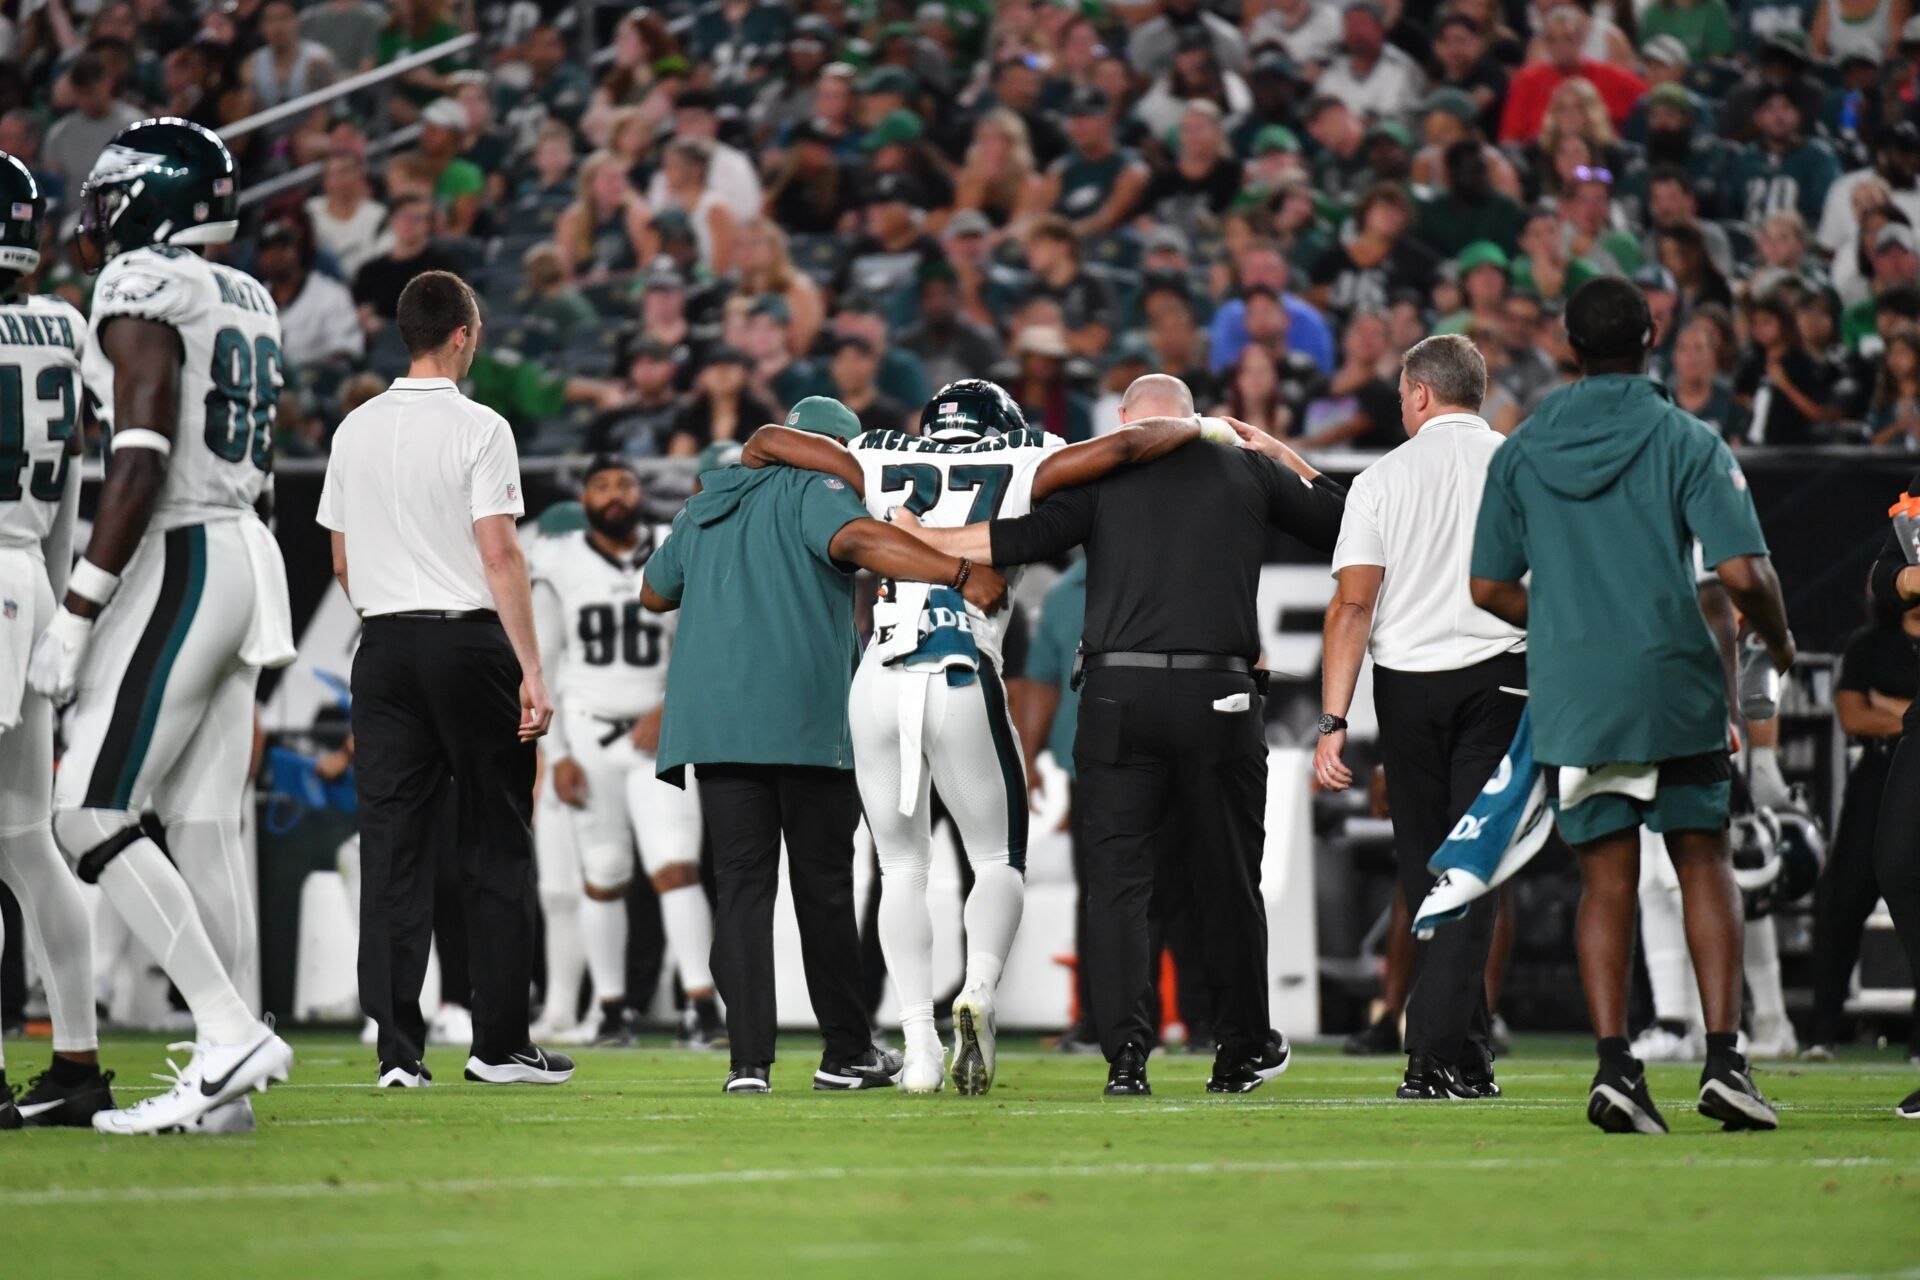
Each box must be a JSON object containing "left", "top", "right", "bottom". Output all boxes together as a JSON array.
[{"left": 578, "top": 601, "right": 663, "bottom": 667}]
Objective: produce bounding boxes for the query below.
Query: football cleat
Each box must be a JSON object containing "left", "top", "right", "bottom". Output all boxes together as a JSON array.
[
  {"left": 1104, "top": 1044, "right": 1151, "bottom": 1097},
  {"left": 93, "top": 1024, "right": 293, "bottom": 1135},
  {"left": 951, "top": 986, "right": 997, "bottom": 1096},
  {"left": 899, "top": 1041, "right": 947, "bottom": 1094},
  {"left": 1458, "top": 1050, "right": 1502, "bottom": 1099},
  {"left": 464, "top": 1044, "right": 575, "bottom": 1085},
  {"left": 813, "top": 1045, "right": 902, "bottom": 1091},
  {"left": 679, "top": 996, "right": 727, "bottom": 1050},
  {"left": 1395, "top": 1054, "right": 1478, "bottom": 1101},
  {"left": 1588, "top": 1057, "right": 1669, "bottom": 1135},
  {"left": 1209, "top": 1031, "right": 1292, "bottom": 1094},
  {"left": 1698, "top": 1057, "right": 1779, "bottom": 1131},
  {"left": 14, "top": 1063, "right": 116, "bottom": 1127},
  {"left": 725, "top": 1065, "right": 771, "bottom": 1094},
  {"left": 1897, "top": 1088, "right": 1920, "bottom": 1120},
  {"left": 1631, "top": 1020, "right": 1703, "bottom": 1062}
]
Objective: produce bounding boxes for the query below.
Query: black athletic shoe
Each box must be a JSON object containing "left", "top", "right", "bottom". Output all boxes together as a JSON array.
[
  {"left": 813, "top": 1046, "right": 902, "bottom": 1091},
  {"left": 590, "top": 1004, "right": 637, "bottom": 1047},
  {"left": 14, "top": 1064, "right": 116, "bottom": 1127},
  {"left": 1343, "top": 1014, "right": 1401, "bottom": 1057},
  {"left": 464, "top": 1044, "right": 575, "bottom": 1085},
  {"left": 1698, "top": 1055, "right": 1779, "bottom": 1131},
  {"left": 1587, "top": 1057, "right": 1669, "bottom": 1134},
  {"left": 1397, "top": 1055, "right": 1479, "bottom": 1101},
  {"left": 1104, "top": 1044, "right": 1151, "bottom": 1097},
  {"left": 725, "top": 1065, "right": 771, "bottom": 1094},
  {"left": 1208, "top": 1031, "right": 1291, "bottom": 1094},
  {"left": 376, "top": 1060, "right": 432, "bottom": 1088},
  {"left": 1897, "top": 1087, "right": 1920, "bottom": 1120},
  {"left": 1458, "top": 1052, "right": 1502, "bottom": 1100},
  {"left": 679, "top": 997, "right": 727, "bottom": 1050},
  {"left": 0, "top": 1074, "right": 19, "bottom": 1131}
]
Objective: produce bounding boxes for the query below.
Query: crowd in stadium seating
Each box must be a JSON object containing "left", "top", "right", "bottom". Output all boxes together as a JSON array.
[{"left": 13, "top": 0, "right": 1920, "bottom": 456}]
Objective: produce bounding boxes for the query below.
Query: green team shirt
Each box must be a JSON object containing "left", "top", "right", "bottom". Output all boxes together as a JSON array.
[
  {"left": 644, "top": 465, "right": 871, "bottom": 782},
  {"left": 1726, "top": 139, "right": 1841, "bottom": 229},
  {"left": 1640, "top": 1, "right": 1735, "bottom": 58},
  {"left": 1023, "top": 559, "right": 1087, "bottom": 779},
  {"left": 436, "top": 157, "right": 485, "bottom": 204},
  {"left": 1471, "top": 375, "right": 1768, "bottom": 768}
]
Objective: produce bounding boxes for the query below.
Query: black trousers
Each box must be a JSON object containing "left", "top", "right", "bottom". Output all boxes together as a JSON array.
[
  {"left": 1812, "top": 749, "right": 1894, "bottom": 1043},
  {"left": 1373, "top": 652, "right": 1527, "bottom": 1068},
  {"left": 1074, "top": 666, "right": 1269, "bottom": 1063},
  {"left": 1870, "top": 731, "right": 1920, "bottom": 1040},
  {"left": 352, "top": 616, "right": 537, "bottom": 1066},
  {"left": 697, "top": 764, "right": 872, "bottom": 1068}
]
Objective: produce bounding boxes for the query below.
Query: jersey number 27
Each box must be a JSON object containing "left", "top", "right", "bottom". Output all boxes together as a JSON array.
[{"left": 879, "top": 463, "right": 1014, "bottom": 522}]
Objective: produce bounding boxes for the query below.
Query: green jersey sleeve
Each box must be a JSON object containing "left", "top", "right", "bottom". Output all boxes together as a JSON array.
[
  {"left": 798, "top": 472, "right": 871, "bottom": 570},
  {"left": 1682, "top": 430, "right": 1769, "bottom": 569},
  {"left": 1470, "top": 451, "right": 1529, "bottom": 581},
  {"left": 645, "top": 512, "right": 690, "bottom": 602}
]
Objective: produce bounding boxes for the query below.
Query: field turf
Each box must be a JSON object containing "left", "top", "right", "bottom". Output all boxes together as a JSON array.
[{"left": 4, "top": 1032, "right": 1918, "bottom": 1279}]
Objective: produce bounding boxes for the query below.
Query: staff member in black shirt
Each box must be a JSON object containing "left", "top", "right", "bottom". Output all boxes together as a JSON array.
[{"left": 895, "top": 374, "right": 1346, "bottom": 1096}]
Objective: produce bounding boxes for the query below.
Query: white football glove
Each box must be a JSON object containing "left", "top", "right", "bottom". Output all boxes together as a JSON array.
[{"left": 28, "top": 607, "right": 94, "bottom": 704}]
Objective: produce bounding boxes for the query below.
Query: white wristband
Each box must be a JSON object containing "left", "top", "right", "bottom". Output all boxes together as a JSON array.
[
  {"left": 1198, "top": 416, "right": 1239, "bottom": 445},
  {"left": 111, "top": 429, "right": 173, "bottom": 456},
  {"left": 67, "top": 559, "right": 120, "bottom": 606}
]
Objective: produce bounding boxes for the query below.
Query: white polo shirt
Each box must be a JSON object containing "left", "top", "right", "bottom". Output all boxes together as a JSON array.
[
  {"left": 1330, "top": 413, "right": 1526, "bottom": 673},
  {"left": 316, "top": 376, "right": 525, "bottom": 617}
]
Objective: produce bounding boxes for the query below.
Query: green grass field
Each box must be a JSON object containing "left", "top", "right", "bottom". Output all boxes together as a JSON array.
[{"left": 5, "top": 1032, "right": 1918, "bottom": 1279}]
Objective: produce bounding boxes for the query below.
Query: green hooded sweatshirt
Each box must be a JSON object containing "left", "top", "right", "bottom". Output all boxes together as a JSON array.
[
  {"left": 643, "top": 464, "right": 872, "bottom": 784},
  {"left": 1470, "top": 374, "right": 1767, "bottom": 768}
]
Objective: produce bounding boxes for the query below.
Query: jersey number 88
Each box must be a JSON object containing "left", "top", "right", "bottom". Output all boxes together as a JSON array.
[{"left": 204, "top": 327, "right": 281, "bottom": 471}]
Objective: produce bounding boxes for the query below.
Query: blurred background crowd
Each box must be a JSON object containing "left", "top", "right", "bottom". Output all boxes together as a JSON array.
[{"left": 11, "top": 0, "right": 1920, "bottom": 458}]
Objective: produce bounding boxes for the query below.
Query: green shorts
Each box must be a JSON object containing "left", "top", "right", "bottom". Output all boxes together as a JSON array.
[{"left": 1548, "top": 752, "right": 1733, "bottom": 847}]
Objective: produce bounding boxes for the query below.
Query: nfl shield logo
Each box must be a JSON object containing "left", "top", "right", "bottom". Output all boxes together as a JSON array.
[
  {"left": 506, "top": 483, "right": 518, "bottom": 501},
  {"left": 825, "top": 478, "right": 845, "bottom": 490},
  {"left": 3, "top": 600, "right": 16, "bottom": 619}
]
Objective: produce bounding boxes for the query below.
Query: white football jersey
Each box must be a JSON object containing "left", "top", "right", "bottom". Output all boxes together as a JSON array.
[
  {"left": 0, "top": 294, "right": 84, "bottom": 548},
  {"left": 531, "top": 527, "right": 677, "bottom": 718},
  {"left": 82, "top": 246, "right": 282, "bottom": 530},
  {"left": 850, "top": 425, "right": 1061, "bottom": 667}
]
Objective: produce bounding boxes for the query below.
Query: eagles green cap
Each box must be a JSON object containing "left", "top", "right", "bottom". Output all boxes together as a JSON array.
[
  {"left": 1456, "top": 240, "right": 1511, "bottom": 275},
  {"left": 787, "top": 395, "right": 863, "bottom": 440},
  {"left": 862, "top": 108, "right": 925, "bottom": 150},
  {"left": 1252, "top": 124, "right": 1300, "bottom": 155}
]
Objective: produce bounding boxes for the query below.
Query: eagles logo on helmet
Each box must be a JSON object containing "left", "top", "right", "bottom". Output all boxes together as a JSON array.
[
  {"left": 1732, "top": 805, "right": 1828, "bottom": 920},
  {"left": 75, "top": 117, "right": 239, "bottom": 272}
]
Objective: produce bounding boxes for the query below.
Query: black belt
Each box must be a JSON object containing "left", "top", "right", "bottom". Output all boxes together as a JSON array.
[
  {"left": 377, "top": 609, "right": 499, "bottom": 622},
  {"left": 1075, "top": 651, "right": 1265, "bottom": 692}
]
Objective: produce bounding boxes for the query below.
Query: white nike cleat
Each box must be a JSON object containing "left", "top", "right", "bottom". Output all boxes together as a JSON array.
[
  {"left": 951, "top": 986, "right": 997, "bottom": 1096},
  {"left": 1747, "top": 1014, "right": 1798, "bottom": 1061},
  {"left": 1630, "top": 1021, "right": 1703, "bottom": 1063},
  {"left": 92, "top": 1025, "right": 293, "bottom": 1136},
  {"left": 190, "top": 1096, "right": 255, "bottom": 1135},
  {"left": 899, "top": 1041, "right": 947, "bottom": 1094}
]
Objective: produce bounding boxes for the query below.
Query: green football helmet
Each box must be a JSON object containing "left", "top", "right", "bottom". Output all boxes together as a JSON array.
[
  {"left": 0, "top": 151, "right": 42, "bottom": 279},
  {"left": 77, "top": 117, "right": 238, "bottom": 270}
]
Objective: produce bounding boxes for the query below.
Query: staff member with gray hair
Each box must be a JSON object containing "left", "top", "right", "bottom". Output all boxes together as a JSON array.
[{"left": 1315, "top": 334, "right": 1525, "bottom": 1101}]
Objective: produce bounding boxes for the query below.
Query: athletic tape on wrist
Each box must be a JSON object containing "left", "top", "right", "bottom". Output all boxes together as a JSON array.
[
  {"left": 111, "top": 429, "right": 173, "bottom": 456},
  {"left": 67, "top": 560, "right": 120, "bottom": 607}
]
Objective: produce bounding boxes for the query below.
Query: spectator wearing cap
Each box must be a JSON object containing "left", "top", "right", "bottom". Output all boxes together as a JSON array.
[
  {"left": 1140, "top": 228, "right": 1196, "bottom": 281},
  {"left": 835, "top": 296, "right": 932, "bottom": 408},
  {"left": 1241, "top": 126, "right": 1308, "bottom": 202},
  {"left": 826, "top": 335, "right": 913, "bottom": 435},
  {"left": 832, "top": 173, "right": 942, "bottom": 325},
  {"left": 1623, "top": 87, "right": 1731, "bottom": 215},
  {"left": 1438, "top": 241, "right": 1513, "bottom": 336},
  {"left": 1726, "top": 85, "right": 1841, "bottom": 228},
  {"left": 1625, "top": 37, "right": 1710, "bottom": 141},
  {"left": 1498, "top": 6, "right": 1647, "bottom": 144},
  {"left": 1735, "top": 290, "right": 1834, "bottom": 445},
  {"left": 351, "top": 194, "right": 465, "bottom": 332},
  {"left": 1249, "top": 0, "right": 1345, "bottom": 70},
  {"left": 1819, "top": 122, "right": 1920, "bottom": 257},
  {"left": 1010, "top": 325, "right": 1093, "bottom": 442},
  {"left": 1127, "top": 0, "right": 1248, "bottom": 78},
  {"left": 1317, "top": 1, "right": 1428, "bottom": 124},
  {"left": 1635, "top": 263, "right": 1684, "bottom": 381},
  {"left": 897, "top": 263, "right": 1005, "bottom": 394},
  {"left": 1038, "top": 86, "right": 1150, "bottom": 237},
  {"left": 1361, "top": 119, "right": 1416, "bottom": 187},
  {"left": 1642, "top": 0, "right": 1737, "bottom": 60},
  {"left": 739, "top": 294, "right": 820, "bottom": 411},
  {"left": 553, "top": 151, "right": 651, "bottom": 279},
  {"left": 1844, "top": 223, "right": 1920, "bottom": 349},
  {"left": 584, "top": 339, "right": 687, "bottom": 456},
  {"left": 1303, "top": 96, "right": 1374, "bottom": 208},
  {"left": 665, "top": 344, "right": 777, "bottom": 457},
  {"left": 855, "top": 65, "right": 919, "bottom": 131},
  {"left": 1140, "top": 101, "right": 1244, "bottom": 225},
  {"left": 1416, "top": 139, "right": 1525, "bottom": 260},
  {"left": 862, "top": 108, "right": 955, "bottom": 209},
  {"left": 415, "top": 98, "right": 485, "bottom": 236},
  {"left": 307, "top": 146, "right": 389, "bottom": 278},
  {"left": 685, "top": 0, "right": 790, "bottom": 93},
  {"left": 1308, "top": 182, "right": 1439, "bottom": 323},
  {"left": 953, "top": 109, "right": 1047, "bottom": 233},
  {"left": 258, "top": 209, "right": 365, "bottom": 372},
  {"left": 246, "top": 0, "right": 338, "bottom": 110},
  {"left": 301, "top": 0, "right": 386, "bottom": 74},
  {"left": 1430, "top": 10, "right": 1510, "bottom": 138},
  {"left": 1411, "top": 88, "right": 1522, "bottom": 201},
  {"left": 653, "top": 137, "right": 739, "bottom": 273},
  {"left": 765, "top": 118, "right": 856, "bottom": 235},
  {"left": 1209, "top": 237, "right": 1336, "bottom": 374},
  {"left": 940, "top": 210, "right": 1002, "bottom": 332},
  {"left": 1669, "top": 314, "right": 1747, "bottom": 439},
  {"left": 1136, "top": 25, "right": 1251, "bottom": 139},
  {"left": 1813, "top": 0, "right": 1910, "bottom": 60},
  {"left": 1718, "top": 32, "right": 1825, "bottom": 144},
  {"left": 1230, "top": 53, "right": 1308, "bottom": 155},
  {"left": 1011, "top": 216, "right": 1118, "bottom": 360}
]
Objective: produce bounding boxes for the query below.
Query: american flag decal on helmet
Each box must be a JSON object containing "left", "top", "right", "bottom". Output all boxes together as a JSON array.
[
  {"left": 939, "top": 402, "right": 958, "bottom": 414},
  {"left": 212, "top": 177, "right": 234, "bottom": 196},
  {"left": 8, "top": 203, "right": 29, "bottom": 219}
]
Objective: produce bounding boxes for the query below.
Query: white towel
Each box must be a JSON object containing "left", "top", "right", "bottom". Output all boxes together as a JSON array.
[
  {"left": 238, "top": 515, "right": 297, "bottom": 669},
  {"left": 1557, "top": 763, "right": 1658, "bottom": 812}
]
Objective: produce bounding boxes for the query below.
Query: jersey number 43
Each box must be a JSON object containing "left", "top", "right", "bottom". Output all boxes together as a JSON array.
[{"left": 0, "top": 364, "right": 75, "bottom": 502}]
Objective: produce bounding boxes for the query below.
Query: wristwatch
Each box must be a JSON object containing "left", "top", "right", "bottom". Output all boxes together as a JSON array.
[{"left": 1317, "top": 713, "right": 1348, "bottom": 736}]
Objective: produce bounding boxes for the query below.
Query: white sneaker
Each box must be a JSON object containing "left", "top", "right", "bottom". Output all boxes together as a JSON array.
[
  {"left": 93, "top": 1025, "right": 293, "bottom": 1136},
  {"left": 377, "top": 1064, "right": 432, "bottom": 1088},
  {"left": 951, "top": 986, "right": 997, "bottom": 1096},
  {"left": 1748, "top": 1014, "right": 1799, "bottom": 1061},
  {"left": 429, "top": 1004, "right": 473, "bottom": 1046},
  {"left": 899, "top": 1041, "right": 947, "bottom": 1094},
  {"left": 191, "top": 1096, "right": 255, "bottom": 1135},
  {"left": 464, "top": 1044, "right": 575, "bottom": 1085},
  {"left": 1631, "top": 1022, "right": 1703, "bottom": 1062}
]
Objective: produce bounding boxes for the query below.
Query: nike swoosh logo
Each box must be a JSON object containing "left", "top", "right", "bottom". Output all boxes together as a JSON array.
[
  {"left": 512, "top": 1051, "right": 546, "bottom": 1069},
  {"left": 200, "top": 1038, "right": 269, "bottom": 1097},
  {"left": 16, "top": 1099, "right": 63, "bottom": 1117}
]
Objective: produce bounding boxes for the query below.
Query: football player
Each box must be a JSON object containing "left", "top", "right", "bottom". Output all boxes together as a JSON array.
[
  {"left": 531, "top": 458, "right": 723, "bottom": 1047},
  {"left": 743, "top": 380, "right": 1221, "bottom": 1092},
  {"left": 0, "top": 153, "right": 116, "bottom": 1131},
  {"left": 28, "top": 119, "right": 295, "bottom": 1134}
]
